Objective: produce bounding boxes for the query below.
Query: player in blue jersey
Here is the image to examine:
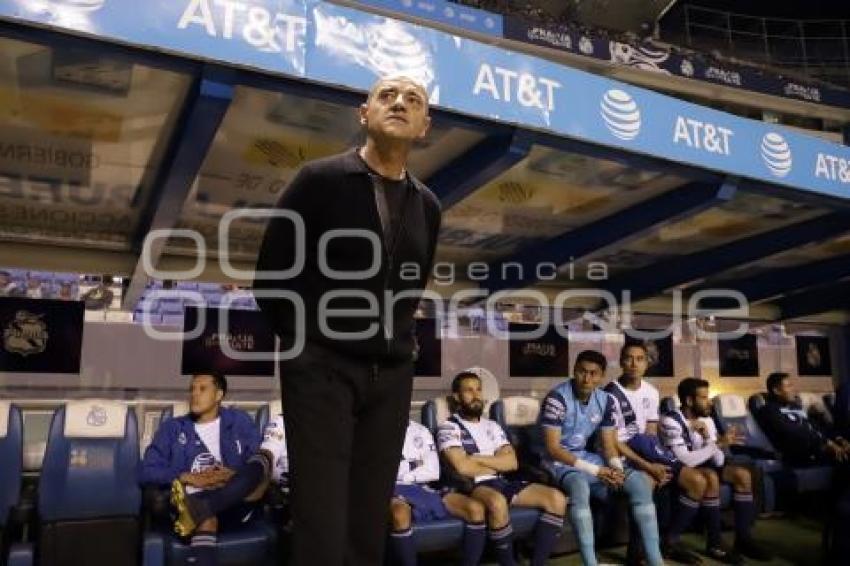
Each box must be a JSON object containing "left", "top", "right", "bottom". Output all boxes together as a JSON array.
[
  {"left": 438, "top": 370, "right": 567, "bottom": 566},
  {"left": 540, "top": 350, "right": 663, "bottom": 566},
  {"left": 389, "top": 420, "right": 487, "bottom": 566}
]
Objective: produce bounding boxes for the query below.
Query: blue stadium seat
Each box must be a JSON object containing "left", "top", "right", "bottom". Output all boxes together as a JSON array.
[
  {"left": 0, "top": 402, "right": 23, "bottom": 532},
  {"left": 747, "top": 393, "right": 833, "bottom": 510},
  {"left": 37, "top": 400, "right": 141, "bottom": 565},
  {"left": 659, "top": 396, "right": 678, "bottom": 416},
  {"left": 823, "top": 392, "right": 836, "bottom": 419},
  {"left": 486, "top": 398, "right": 543, "bottom": 536},
  {"left": 712, "top": 394, "right": 780, "bottom": 511},
  {"left": 148, "top": 522, "right": 278, "bottom": 566},
  {"left": 160, "top": 402, "right": 189, "bottom": 423},
  {"left": 1, "top": 402, "right": 31, "bottom": 566},
  {"left": 255, "top": 400, "right": 281, "bottom": 434}
]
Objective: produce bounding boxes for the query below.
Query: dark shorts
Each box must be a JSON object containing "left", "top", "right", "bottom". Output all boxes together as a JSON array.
[
  {"left": 474, "top": 478, "right": 529, "bottom": 504},
  {"left": 393, "top": 483, "right": 450, "bottom": 522}
]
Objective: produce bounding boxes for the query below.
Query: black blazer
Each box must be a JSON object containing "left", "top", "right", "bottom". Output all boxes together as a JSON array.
[{"left": 253, "top": 148, "right": 442, "bottom": 363}]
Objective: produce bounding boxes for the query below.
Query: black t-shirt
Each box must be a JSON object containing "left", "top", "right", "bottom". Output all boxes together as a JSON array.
[
  {"left": 375, "top": 176, "right": 409, "bottom": 250},
  {"left": 360, "top": 154, "right": 410, "bottom": 253}
]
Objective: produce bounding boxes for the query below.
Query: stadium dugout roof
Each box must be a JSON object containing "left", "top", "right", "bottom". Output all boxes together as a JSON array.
[{"left": 0, "top": 0, "right": 847, "bottom": 323}]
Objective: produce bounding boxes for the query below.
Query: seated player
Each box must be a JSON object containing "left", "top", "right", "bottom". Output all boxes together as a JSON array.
[
  {"left": 604, "top": 342, "right": 708, "bottom": 564},
  {"left": 438, "top": 369, "right": 567, "bottom": 566},
  {"left": 139, "top": 372, "right": 261, "bottom": 566},
  {"left": 660, "top": 378, "right": 771, "bottom": 563},
  {"left": 389, "top": 419, "right": 487, "bottom": 566},
  {"left": 541, "top": 350, "right": 663, "bottom": 566},
  {"left": 757, "top": 372, "right": 850, "bottom": 466}
]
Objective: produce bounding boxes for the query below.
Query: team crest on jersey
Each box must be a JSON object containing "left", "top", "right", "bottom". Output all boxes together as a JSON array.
[
  {"left": 590, "top": 414, "right": 601, "bottom": 424},
  {"left": 178, "top": 432, "right": 187, "bottom": 445},
  {"left": 486, "top": 428, "right": 496, "bottom": 441},
  {"left": 3, "top": 310, "right": 48, "bottom": 356},
  {"left": 413, "top": 435, "right": 424, "bottom": 449},
  {"left": 643, "top": 398, "right": 651, "bottom": 410},
  {"left": 191, "top": 452, "right": 218, "bottom": 473}
]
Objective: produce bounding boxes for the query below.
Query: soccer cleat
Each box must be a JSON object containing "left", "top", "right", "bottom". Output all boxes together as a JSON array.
[{"left": 170, "top": 479, "right": 197, "bottom": 537}]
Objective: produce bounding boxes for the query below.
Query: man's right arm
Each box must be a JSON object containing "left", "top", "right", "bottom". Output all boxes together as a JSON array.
[
  {"left": 436, "top": 423, "right": 497, "bottom": 479},
  {"left": 758, "top": 404, "right": 827, "bottom": 459},
  {"left": 441, "top": 446, "right": 499, "bottom": 479},
  {"left": 253, "top": 165, "right": 316, "bottom": 334},
  {"left": 139, "top": 424, "right": 179, "bottom": 486}
]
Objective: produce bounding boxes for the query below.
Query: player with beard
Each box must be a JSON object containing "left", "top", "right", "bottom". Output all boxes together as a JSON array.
[
  {"left": 660, "top": 378, "right": 771, "bottom": 563},
  {"left": 437, "top": 370, "right": 567, "bottom": 566},
  {"left": 389, "top": 420, "right": 487, "bottom": 566}
]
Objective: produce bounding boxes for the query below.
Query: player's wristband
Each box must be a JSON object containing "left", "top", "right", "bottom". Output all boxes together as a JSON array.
[
  {"left": 574, "top": 459, "right": 601, "bottom": 476},
  {"left": 607, "top": 457, "right": 625, "bottom": 471}
]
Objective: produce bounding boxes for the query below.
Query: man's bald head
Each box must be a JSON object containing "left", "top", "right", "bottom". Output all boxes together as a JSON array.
[
  {"left": 360, "top": 73, "right": 431, "bottom": 144},
  {"left": 366, "top": 74, "right": 429, "bottom": 106}
]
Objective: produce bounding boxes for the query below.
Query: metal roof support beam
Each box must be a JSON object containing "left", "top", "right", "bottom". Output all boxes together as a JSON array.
[
  {"left": 121, "top": 78, "right": 234, "bottom": 311},
  {"left": 775, "top": 280, "right": 850, "bottom": 320},
  {"left": 425, "top": 129, "right": 534, "bottom": 209},
  {"left": 604, "top": 211, "right": 850, "bottom": 305},
  {"left": 485, "top": 179, "right": 737, "bottom": 293},
  {"left": 699, "top": 254, "right": 850, "bottom": 311}
]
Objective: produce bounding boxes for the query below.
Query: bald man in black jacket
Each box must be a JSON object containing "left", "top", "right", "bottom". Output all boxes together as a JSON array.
[{"left": 253, "top": 75, "right": 441, "bottom": 566}]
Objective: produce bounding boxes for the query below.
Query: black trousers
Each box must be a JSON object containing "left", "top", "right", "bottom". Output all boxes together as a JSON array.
[{"left": 279, "top": 340, "right": 413, "bottom": 566}]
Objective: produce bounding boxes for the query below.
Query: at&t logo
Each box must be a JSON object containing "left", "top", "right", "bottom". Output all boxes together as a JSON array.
[{"left": 600, "top": 89, "right": 641, "bottom": 141}]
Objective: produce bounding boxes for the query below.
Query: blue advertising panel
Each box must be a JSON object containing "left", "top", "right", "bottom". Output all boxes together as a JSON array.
[
  {"left": 2, "top": 0, "right": 849, "bottom": 200},
  {"left": 356, "top": 0, "right": 502, "bottom": 37}
]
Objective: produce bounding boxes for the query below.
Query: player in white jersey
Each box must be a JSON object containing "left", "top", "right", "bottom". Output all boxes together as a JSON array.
[
  {"left": 604, "top": 343, "right": 708, "bottom": 564},
  {"left": 438, "top": 370, "right": 567, "bottom": 566},
  {"left": 660, "top": 378, "right": 771, "bottom": 563},
  {"left": 388, "top": 420, "right": 486, "bottom": 566},
  {"left": 259, "top": 414, "right": 289, "bottom": 490}
]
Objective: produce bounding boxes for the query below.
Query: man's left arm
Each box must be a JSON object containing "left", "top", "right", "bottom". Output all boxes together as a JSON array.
[
  {"left": 470, "top": 424, "right": 518, "bottom": 472},
  {"left": 408, "top": 434, "right": 441, "bottom": 483},
  {"left": 471, "top": 444, "right": 518, "bottom": 473}
]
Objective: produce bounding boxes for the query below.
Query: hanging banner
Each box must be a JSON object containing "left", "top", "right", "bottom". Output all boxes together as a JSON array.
[
  {"left": 181, "top": 306, "right": 275, "bottom": 376},
  {"left": 508, "top": 323, "right": 569, "bottom": 377},
  {"left": 795, "top": 335, "right": 832, "bottom": 376},
  {"left": 0, "top": 297, "right": 83, "bottom": 373},
  {"left": 718, "top": 333, "right": 759, "bottom": 377}
]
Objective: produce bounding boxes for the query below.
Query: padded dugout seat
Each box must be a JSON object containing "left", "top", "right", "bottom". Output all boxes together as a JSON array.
[{"left": 37, "top": 400, "right": 141, "bottom": 565}]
